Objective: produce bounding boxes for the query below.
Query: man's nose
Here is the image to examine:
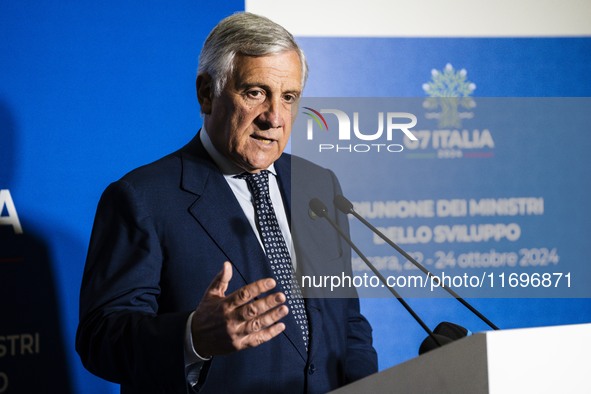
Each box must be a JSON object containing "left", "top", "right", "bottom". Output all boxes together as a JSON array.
[{"left": 258, "top": 97, "right": 283, "bottom": 129}]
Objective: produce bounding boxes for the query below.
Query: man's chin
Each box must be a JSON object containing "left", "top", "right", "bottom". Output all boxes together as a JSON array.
[{"left": 240, "top": 156, "right": 280, "bottom": 173}]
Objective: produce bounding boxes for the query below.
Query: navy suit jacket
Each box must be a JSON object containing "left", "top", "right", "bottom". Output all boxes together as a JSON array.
[{"left": 76, "top": 133, "right": 377, "bottom": 393}]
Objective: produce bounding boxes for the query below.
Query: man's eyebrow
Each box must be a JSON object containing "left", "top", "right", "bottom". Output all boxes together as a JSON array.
[
  {"left": 237, "top": 82, "right": 301, "bottom": 95},
  {"left": 283, "top": 89, "right": 302, "bottom": 98},
  {"left": 237, "top": 82, "right": 268, "bottom": 90}
]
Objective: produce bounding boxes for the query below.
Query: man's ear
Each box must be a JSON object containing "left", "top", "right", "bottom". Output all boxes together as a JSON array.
[{"left": 196, "top": 73, "right": 213, "bottom": 114}]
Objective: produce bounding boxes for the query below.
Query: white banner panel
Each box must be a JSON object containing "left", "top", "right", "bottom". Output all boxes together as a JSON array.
[{"left": 246, "top": 0, "right": 591, "bottom": 37}]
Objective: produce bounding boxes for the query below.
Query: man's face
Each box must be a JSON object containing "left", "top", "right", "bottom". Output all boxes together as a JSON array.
[{"left": 199, "top": 50, "right": 303, "bottom": 173}]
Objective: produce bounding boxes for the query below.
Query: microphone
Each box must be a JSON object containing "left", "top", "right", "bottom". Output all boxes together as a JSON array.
[
  {"left": 419, "top": 322, "right": 471, "bottom": 354},
  {"left": 309, "top": 198, "right": 443, "bottom": 348},
  {"left": 334, "top": 194, "right": 499, "bottom": 331}
]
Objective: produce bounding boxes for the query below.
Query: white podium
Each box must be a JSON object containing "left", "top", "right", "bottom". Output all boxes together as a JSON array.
[{"left": 331, "top": 323, "right": 591, "bottom": 394}]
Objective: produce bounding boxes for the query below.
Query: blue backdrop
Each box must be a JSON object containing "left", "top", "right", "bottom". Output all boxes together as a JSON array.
[{"left": 1, "top": 2, "right": 242, "bottom": 393}]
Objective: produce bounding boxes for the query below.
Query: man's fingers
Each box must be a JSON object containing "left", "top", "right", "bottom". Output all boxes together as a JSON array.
[
  {"left": 193, "top": 265, "right": 288, "bottom": 355},
  {"left": 243, "top": 322, "right": 286, "bottom": 349},
  {"left": 227, "top": 277, "right": 277, "bottom": 308},
  {"left": 244, "top": 304, "right": 289, "bottom": 334},
  {"left": 239, "top": 291, "right": 286, "bottom": 321},
  {"left": 205, "top": 261, "right": 233, "bottom": 297}
]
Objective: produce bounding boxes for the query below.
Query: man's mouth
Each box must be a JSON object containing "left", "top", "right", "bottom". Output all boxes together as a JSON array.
[{"left": 252, "top": 135, "right": 275, "bottom": 145}]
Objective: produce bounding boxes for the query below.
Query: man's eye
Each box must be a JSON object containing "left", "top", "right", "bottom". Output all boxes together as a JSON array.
[
  {"left": 283, "top": 94, "right": 298, "bottom": 104},
  {"left": 246, "top": 90, "right": 265, "bottom": 99}
]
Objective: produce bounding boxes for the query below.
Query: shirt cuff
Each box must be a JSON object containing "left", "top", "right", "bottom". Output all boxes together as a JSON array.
[
  {"left": 185, "top": 311, "right": 212, "bottom": 365},
  {"left": 185, "top": 311, "right": 212, "bottom": 388}
]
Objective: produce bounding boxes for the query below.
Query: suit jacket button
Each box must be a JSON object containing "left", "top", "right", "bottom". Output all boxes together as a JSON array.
[{"left": 308, "top": 363, "right": 316, "bottom": 375}]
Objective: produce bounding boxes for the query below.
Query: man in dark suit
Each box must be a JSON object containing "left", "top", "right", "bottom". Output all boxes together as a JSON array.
[{"left": 76, "top": 12, "right": 377, "bottom": 393}]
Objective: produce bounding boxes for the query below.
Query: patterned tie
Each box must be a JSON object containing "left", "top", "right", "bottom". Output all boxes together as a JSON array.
[{"left": 238, "top": 170, "right": 309, "bottom": 351}]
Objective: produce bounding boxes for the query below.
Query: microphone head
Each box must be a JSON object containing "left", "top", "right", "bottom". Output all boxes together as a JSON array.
[
  {"left": 418, "top": 322, "right": 471, "bottom": 355},
  {"left": 334, "top": 195, "right": 354, "bottom": 214},
  {"left": 309, "top": 198, "right": 329, "bottom": 218},
  {"left": 419, "top": 334, "right": 454, "bottom": 355},
  {"left": 432, "top": 321, "right": 470, "bottom": 340}
]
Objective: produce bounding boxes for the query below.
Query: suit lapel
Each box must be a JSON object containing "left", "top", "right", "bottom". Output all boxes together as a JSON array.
[
  {"left": 181, "top": 135, "right": 271, "bottom": 286},
  {"left": 181, "top": 136, "right": 308, "bottom": 361},
  {"left": 305, "top": 297, "right": 324, "bottom": 361}
]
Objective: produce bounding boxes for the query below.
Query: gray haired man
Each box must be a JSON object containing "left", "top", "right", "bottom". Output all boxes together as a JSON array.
[{"left": 77, "top": 12, "right": 377, "bottom": 393}]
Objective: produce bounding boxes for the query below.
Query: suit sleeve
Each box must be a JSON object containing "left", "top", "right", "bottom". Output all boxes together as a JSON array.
[
  {"left": 329, "top": 170, "right": 379, "bottom": 382},
  {"left": 76, "top": 180, "right": 190, "bottom": 393}
]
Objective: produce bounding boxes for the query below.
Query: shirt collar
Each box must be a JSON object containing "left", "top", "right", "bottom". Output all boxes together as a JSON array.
[{"left": 199, "top": 126, "right": 277, "bottom": 177}]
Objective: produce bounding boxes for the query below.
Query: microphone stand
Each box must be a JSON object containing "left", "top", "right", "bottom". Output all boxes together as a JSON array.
[
  {"left": 309, "top": 198, "right": 443, "bottom": 347},
  {"left": 334, "top": 195, "right": 499, "bottom": 331}
]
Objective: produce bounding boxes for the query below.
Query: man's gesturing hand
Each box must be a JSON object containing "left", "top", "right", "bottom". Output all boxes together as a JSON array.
[{"left": 191, "top": 261, "right": 288, "bottom": 357}]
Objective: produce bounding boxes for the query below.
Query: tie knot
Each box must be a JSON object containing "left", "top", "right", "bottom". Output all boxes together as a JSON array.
[{"left": 237, "top": 170, "right": 270, "bottom": 199}]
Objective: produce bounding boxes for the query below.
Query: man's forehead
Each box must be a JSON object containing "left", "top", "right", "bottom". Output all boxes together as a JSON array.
[{"left": 231, "top": 51, "right": 303, "bottom": 83}]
